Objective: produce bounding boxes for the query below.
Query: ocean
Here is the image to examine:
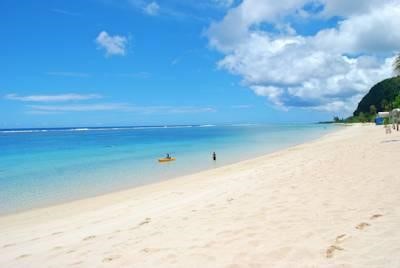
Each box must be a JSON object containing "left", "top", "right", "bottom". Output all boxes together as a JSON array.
[{"left": 0, "top": 124, "right": 337, "bottom": 215}]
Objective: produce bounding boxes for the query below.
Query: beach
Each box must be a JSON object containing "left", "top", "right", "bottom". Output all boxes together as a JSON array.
[
  {"left": 0, "top": 124, "right": 399, "bottom": 267},
  {"left": 0, "top": 124, "right": 333, "bottom": 215}
]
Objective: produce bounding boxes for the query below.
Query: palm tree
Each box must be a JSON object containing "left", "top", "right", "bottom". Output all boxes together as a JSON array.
[{"left": 395, "top": 53, "right": 400, "bottom": 76}]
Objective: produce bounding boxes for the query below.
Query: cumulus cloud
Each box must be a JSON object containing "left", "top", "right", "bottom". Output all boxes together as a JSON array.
[
  {"left": 5, "top": 94, "right": 102, "bottom": 102},
  {"left": 314, "top": 4, "right": 400, "bottom": 54},
  {"left": 143, "top": 2, "right": 160, "bottom": 15},
  {"left": 95, "top": 31, "right": 128, "bottom": 57},
  {"left": 319, "top": 0, "right": 396, "bottom": 17},
  {"left": 206, "top": 0, "right": 400, "bottom": 113},
  {"left": 207, "top": 0, "right": 308, "bottom": 51}
]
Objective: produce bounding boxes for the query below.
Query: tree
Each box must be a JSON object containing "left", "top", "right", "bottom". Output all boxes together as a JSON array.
[
  {"left": 394, "top": 54, "right": 400, "bottom": 76},
  {"left": 381, "top": 99, "right": 388, "bottom": 111},
  {"left": 369, "top": 105, "right": 377, "bottom": 115},
  {"left": 381, "top": 99, "right": 392, "bottom": 111},
  {"left": 358, "top": 112, "right": 367, "bottom": 123},
  {"left": 393, "top": 94, "right": 400, "bottom": 109}
]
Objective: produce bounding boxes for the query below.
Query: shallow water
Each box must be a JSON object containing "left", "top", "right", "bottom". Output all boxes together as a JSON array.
[{"left": 0, "top": 124, "right": 337, "bottom": 215}]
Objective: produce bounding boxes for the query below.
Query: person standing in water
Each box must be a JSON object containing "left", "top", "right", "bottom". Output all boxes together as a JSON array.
[{"left": 212, "top": 152, "right": 216, "bottom": 161}]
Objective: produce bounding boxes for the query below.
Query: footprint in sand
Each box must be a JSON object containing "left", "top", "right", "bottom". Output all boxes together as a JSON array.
[
  {"left": 82, "top": 235, "right": 96, "bottom": 241},
  {"left": 3, "top": 243, "right": 16, "bottom": 248},
  {"left": 356, "top": 222, "right": 370, "bottom": 230},
  {"left": 335, "top": 234, "right": 348, "bottom": 243},
  {"left": 51, "top": 231, "right": 63, "bottom": 236},
  {"left": 142, "top": 248, "right": 161, "bottom": 253},
  {"left": 325, "top": 234, "right": 348, "bottom": 258},
  {"left": 326, "top": 245, "right": 344, "bottom": 258},
  {"left": 370, "top": 214, "right": 383, "bottom": 220},
  {"left": 102, "top": 255, "right": 121, "bottom": 263},
  {"left": 138, "top": 217, "right": 151, "bottom": 226},
  {"left": 16, "top": 254, "right": 31, "bottom": 260}
]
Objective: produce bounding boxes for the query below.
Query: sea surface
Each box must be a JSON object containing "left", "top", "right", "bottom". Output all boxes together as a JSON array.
[{"left": 0, "top": 124, "right": 337, "bottom": 215}]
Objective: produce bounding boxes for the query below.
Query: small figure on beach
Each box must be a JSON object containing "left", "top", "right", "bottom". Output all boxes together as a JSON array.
[{"left": 212, "top": 152, "right": 216, "bottom": 161}]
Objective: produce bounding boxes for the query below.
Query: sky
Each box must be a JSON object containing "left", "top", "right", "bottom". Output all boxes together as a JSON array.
[{"left": 1, "top": 0, "right": 399, "bottom": 128}]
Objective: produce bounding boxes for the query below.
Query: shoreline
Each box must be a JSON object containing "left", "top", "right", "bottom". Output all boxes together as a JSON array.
[
  {"left": 0, "top": 124, "right": 340, "bottom": 217},
  {"left": 1, "top": 124, "right": 399, "bottom": 267}
]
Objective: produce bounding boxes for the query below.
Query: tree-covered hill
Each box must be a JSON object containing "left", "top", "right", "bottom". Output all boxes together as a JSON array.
[{"left": 354, "top": 76, "right": 400, "bottom": 115}]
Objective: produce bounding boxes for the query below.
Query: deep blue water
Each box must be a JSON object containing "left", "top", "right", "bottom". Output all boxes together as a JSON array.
[{"left": 0, "top": 124, "right": 337, "bottom": 215}]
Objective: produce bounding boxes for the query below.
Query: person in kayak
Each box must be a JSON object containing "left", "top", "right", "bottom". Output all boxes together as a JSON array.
[
  {"left": 166, "top": 153, "right": 171, "bottom": 159},
  {"left": 212, "top": 152, "right": 216, "bottom": 161}
]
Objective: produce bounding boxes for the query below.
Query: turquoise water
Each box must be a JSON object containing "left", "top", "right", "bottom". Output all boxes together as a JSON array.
[{"left": 0, "top": 124, "right": 337, "bottom": 215}]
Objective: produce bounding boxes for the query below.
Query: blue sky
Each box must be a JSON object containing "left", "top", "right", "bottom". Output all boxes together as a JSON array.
[{"left": 1, "top": 0, "right": 398, "bottom": 128}]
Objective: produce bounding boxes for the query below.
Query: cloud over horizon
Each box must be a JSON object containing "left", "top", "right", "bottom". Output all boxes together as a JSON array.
[
  {"left": 5, "top": 93, "right": 216, "bottom": 114},
  {"left": 206, "top": 0, "right": 400, "bottom": 113},
  {"left": 28, "top": 104, "right": 216, "bottom": 114},
  {"left": 5, "top": 94, "right": 102, "bottom": 102}
]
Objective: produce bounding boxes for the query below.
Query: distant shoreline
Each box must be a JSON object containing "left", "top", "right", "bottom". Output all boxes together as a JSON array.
[{"left": 0, "top": 122, "right": 326, "bottom": 132}]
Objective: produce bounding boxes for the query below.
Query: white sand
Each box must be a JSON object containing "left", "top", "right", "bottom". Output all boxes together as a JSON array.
[{"left": 1, "top": 124, "right": 400, "bottom": 267}]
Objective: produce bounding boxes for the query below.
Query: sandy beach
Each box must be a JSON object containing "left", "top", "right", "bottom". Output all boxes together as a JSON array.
[{"left": 1, "top": 124, "right": 400, "bottom": 267}]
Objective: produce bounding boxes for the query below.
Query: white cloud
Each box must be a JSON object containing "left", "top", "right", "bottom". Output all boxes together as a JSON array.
[
  {"left": 28, "top": 104, "right": 216, "bottom": 114},
  {"left": 30, "top": 103, "right": 140, "bottom": 112},
  {"left": 319, "top": 0, "right": 396, "bottom": 17},
  {"left": 30, "top": 103, "right": 127, "bottom": 112},
  {"left": 206, "top": 0, "right": 308, "bottom": 51},
  {"left": 45, "top": 72, "right": 90, "bottom": 77},
  {"left": 206, "top": 0, "right": 400, "bottom": 114},
  {"left": 5, "top": 94, "right": 102, "bottom": 102},
  {"left": 51, "top": 8, "right": 80, "bottom": 16},
  {"left": 95, "top": 31, "right": 128, "bottom": 57},
  {"left": 143, "top": 2, "right": 160, "bottom": 15},
  {"left": 251, "top": 85, "right": 285, "bottom": 107},
  {"left": 314, "top": 4, "right": 400, "bottom": 54},
  {"left": 231, "top": 104, "right": 253, "bottom": 109}
]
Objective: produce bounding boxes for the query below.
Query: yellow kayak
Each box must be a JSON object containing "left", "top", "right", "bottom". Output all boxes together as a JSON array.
[{"left": 158, "top": 157, "right": 176, "bottom": 163}]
